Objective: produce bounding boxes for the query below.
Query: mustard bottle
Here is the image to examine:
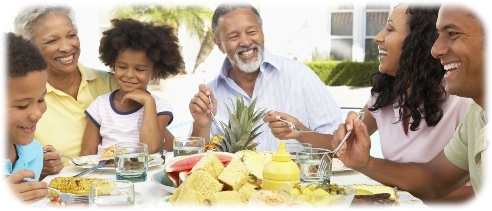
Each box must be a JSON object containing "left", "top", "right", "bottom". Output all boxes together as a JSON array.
[{"left": 262, "top": 140, "right": 300, "bottom": 190}]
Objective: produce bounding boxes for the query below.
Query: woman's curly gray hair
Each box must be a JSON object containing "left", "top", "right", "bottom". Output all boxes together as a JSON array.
[{"left": 13, "top": 5, "right": 77, "bottom": 41}]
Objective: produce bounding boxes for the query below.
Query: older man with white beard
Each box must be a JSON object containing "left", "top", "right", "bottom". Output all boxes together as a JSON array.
[{"left": 188, "top": 2, "right": 341, "bottom": 152}]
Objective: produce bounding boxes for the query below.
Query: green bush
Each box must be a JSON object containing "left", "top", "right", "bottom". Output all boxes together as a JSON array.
[{"left": 305, "top": 61, "right": 378, "bottom": 87}]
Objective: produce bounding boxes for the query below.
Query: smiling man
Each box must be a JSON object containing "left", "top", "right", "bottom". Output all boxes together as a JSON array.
[
  {"left": 331, "top": 3, "right": 487, "bottom": 204},
  {"left": 188, "top": 2, "right": 342, "bottom": 151}
]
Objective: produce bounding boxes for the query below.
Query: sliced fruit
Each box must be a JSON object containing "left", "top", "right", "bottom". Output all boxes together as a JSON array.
[
  {"left": 161, "top": 171, "right": 178, "bottom": 187},
  {"left": 355, "top": 189, "right": 374, "bottom": 195},
  {"left": 178, "top": 170, "right": 191, "bottom": 186},
  {"left": 164, "top": 151, "right": 236, "bottom": 173},
  {"left": 313, "top": 188, "right": 330, "bottom": 196},
  {"left": 234, "top": 150, "right": 273, "bottom": 179}
]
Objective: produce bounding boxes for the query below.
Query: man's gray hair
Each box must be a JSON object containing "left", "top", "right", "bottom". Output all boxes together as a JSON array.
[{"left": 211, "top": 2, "right": 262, "bottom": 41}]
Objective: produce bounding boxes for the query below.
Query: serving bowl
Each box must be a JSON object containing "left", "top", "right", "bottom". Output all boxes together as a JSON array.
[{"left": 279, "top": 183, "right": 355, "bottom": 207}]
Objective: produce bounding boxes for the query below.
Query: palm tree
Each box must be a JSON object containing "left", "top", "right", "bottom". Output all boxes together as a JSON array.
[{"left": 111, "top": 4, "right": 215, "bottom": 75}]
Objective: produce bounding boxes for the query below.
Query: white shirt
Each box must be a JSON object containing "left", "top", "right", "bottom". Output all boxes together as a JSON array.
[
  {"left": 207, "top": 49, "right": 342, "bottom": 151},
  {"left": 85, "top": 90, "right": 173, "bottom": 154}
]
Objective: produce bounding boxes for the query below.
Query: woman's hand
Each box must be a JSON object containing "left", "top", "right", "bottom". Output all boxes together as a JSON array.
[
  {"left": 41, "top": 145, "right": 63, "bottom": 180},
  {"left": 331, "top": 114, "right": 371, "bottom": 169}
]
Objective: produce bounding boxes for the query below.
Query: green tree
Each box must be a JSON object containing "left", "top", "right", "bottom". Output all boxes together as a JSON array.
[{"left": 111, "top": 4, "right": 214, "bottom": 74}]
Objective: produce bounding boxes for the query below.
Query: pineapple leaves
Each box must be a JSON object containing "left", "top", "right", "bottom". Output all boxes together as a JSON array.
[{"left": 213, "top": 96, "right": 266, "bottom": 153}]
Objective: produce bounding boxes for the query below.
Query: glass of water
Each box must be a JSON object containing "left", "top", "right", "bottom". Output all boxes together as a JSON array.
[
  {"left": 296, "top": 148, "right": 333, "bottom": 183},
  {"left": 173, "top": 136, "right": 205, "bottom": 157},
  {"left": 285, "top": 142, "right": 312, "bottom": 161},
  {"left": 115, "top": 142, "right": 148, "bottom": 183},
  {"left": 89, "top": 180, "right": 135, "bottom": 208}
]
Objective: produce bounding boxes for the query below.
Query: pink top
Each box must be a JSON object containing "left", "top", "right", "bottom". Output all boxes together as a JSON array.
[{"left": 368, "top": 94, "right": 473, "bottom": 163}]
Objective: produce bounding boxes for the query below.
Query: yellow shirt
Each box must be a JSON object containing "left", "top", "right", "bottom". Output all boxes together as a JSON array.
[{"left": 35, "top": 63, "right": 118, "bottom": 163}]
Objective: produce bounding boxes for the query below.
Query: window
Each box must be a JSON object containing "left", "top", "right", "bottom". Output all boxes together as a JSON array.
[{"left": 329, "top": 2, "right": 392, "bottom": 61}]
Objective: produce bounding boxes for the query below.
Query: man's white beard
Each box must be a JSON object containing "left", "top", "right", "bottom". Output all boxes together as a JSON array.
[{"left": 233, "top": 44, "right": 264, "bottom": 73}]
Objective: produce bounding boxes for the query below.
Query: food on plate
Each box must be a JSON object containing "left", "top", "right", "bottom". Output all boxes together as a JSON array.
[
  {"left": 237, "top": 182, "right": 258, "bottom": 203},
  {"left": 217, "top": 157, "right": 250, "bottom": 190},
  {"left": 49, "top": 177, "right": 113, "bottom": 196},
  {"left": 170, "top": 169, "right": 223, "bottom": 205},
  {"left": 209, "top": 191, "right": 246, "bottom": 207},
  {"left": 234, "top": 150, "right": 273, "bottom": 180},
  {"left": 349, "top": 184, "right": 399, "bottom": 206},
  {"left": 168, "top": 152, "right": 262, "bottom": 206},
  {"left": 210, "top": 97, "right": 267, "bottom": 153},
  {"left": 162, "top": 151, "right": 236, "bottom": 187},
  {"left": 100, "top": 145, "right": 116, "bottom": 166},
  {"left": 190, "top": 151, "right": 225, "bottom": 178},
  {"left": 281, "top": 183, "right": 354, "bottom": 206},
  {"left": 248, "top": 190, "right": 312, "bottom": 207}
]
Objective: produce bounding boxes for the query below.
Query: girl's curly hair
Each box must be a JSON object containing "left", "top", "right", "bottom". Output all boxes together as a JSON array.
[
  {"left": 369, "top": 4, "right": 446, "bottom": 131},
  {"left": 99, "top": 18, "right": 185, "bottom": 80}
]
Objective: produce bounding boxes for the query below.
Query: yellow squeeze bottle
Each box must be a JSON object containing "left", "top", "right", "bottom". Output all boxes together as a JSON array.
[{"left": 262, "top": 140, "right": 300, "bottom": 190}]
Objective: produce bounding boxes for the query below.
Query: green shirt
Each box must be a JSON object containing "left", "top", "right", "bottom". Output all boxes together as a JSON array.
[{"left": 444, "top": 102, "right": 487, "bottom": 194}]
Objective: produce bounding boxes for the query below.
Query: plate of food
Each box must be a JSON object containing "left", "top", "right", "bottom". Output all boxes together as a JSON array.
[
  {"left": 151, "top": 171, "right": 177, "bottom": 194},
  {"left": 332, "top": 158, "right": 352, "bottom": 172},
  {"left": 70, "top": 153, "right": 163, "bottom": 170}
]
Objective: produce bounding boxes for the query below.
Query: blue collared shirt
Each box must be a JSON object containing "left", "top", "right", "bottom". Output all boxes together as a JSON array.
[
  {"left": 3, "top": 140, "right": 43, "bottom": 181},
  {"left": 207, "top": 49, "right": 342, "bottom": 151}
]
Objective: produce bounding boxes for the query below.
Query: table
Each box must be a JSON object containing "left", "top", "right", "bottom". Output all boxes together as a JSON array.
[{"left": 32, "top": 153, "right": 425, "bottom": 208}]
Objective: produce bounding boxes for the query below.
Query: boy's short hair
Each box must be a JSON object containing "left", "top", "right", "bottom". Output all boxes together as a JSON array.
[{"left": 7, "top": 32, "right": 47, "bottom": 78}]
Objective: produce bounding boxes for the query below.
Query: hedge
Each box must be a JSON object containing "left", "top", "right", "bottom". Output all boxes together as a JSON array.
[{"left": 305, "top": 61, "right": 379, "bottom": 87}]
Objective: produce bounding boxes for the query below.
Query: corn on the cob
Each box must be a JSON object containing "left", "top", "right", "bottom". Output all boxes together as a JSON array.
[{"left": 48, "top": 177, "right": 114, "bottom": 196}]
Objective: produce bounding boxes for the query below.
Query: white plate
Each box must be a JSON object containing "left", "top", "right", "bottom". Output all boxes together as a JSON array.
[
  {"left": 31, "top": 192, "right": 151, "bottom": 207},
  {"left": 332, "top": 158, "right": 352, "bottom": 172},
  {"left": 151, "top": 171, "right": 176, "bottom": 194},
  {"left": 70, "top": 153, "right": 163, "bottom": 170}
]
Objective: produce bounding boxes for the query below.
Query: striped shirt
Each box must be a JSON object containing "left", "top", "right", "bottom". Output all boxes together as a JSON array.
[
  {"left": 85, "top": 90, "right": 173, "bottom": 154},
  {"left": 207, "top": 49, "right": 342, "bottom": 151}
]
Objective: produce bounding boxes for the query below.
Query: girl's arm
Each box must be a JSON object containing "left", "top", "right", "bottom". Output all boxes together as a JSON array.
[{"left": 80, "top": 120, "right": 101, "bottom": 156}]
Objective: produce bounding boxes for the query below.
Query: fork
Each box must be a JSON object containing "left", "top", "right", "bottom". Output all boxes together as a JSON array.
[
  {"left": 48, "top": 187, "right": 88, "bottom": 204},
  {"left": 278, "top": 118, "right": 316, "bottom": 133},
  {"left": 44, "top": 151, "right": 87, "bottom": 166},
  {"left": 318, "top": 112, "right": 365, "bottom": 177},
  {"left": 60, "top": 154, "right": 87, "bottom": 166},
  {"left": 205, "top": 80, "right": 224, "bottom": 134}
]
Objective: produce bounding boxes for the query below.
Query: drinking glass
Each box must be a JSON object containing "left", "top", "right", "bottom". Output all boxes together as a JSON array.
[
  {"left": 89, "top": 180, "right": 135, "bottom": 208},
  {"left": 285, "top": 142, "right": 312, "bottom": 161},
  {"left": 115, "top": 142, "right": 148, "bottom": 183},
  {"left": 296, "top": 148, "right": 333, "bottom": 183},
  {"left": 173, "top": 136, "right": 205, "bottom": 156}
]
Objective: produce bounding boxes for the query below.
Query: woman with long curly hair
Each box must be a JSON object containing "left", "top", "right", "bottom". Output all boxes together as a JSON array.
[{"left": 342, "top": 3, "right": 473, "bottom": 203}]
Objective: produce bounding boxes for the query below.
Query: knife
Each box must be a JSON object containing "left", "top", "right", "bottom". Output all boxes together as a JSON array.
[{"left": 73, "top": 160, "right": 109, "bottom": 177}]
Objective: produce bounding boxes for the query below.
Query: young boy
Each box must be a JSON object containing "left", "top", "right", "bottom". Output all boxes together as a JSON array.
[
  {"left": 4, "top": 32, "right": 49, "bottom": 202},
  {"left": 80, "top": 18, "right": 184, "bottom": 155}
]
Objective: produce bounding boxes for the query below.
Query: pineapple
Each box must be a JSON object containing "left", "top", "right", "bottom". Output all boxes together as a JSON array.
[{"left": 213, "top": 96, "right": 267, "bottom": 153}]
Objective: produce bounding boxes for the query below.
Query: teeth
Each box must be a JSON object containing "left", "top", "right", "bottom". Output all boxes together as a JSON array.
[
  {"left": 239, "top": 49, "right": 254, "bottom": 56},
  {"left": 378, "top": 49, "right": 388, "bottom": 56},
  {"left": 56, "top": 54, "right": 74, "bottom": 63},
  {"left": 444, "top": 62, "right": 461, "bottom": 70},
  {"left": 20, "top": 125, "right": 34, "bottom": 129}
]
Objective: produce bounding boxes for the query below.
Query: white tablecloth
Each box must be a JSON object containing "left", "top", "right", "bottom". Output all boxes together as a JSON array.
[{"left": 32, "top": 153, "right": 425, "bottom": 208}]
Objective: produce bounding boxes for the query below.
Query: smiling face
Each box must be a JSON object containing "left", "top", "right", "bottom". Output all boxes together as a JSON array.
[
  {"left": 373, "top": 4, "right": 410, "bottom": 76},
  {"left": 8, "top": 71, "right": 48, "bottom": 146},
  {"left": 431, "top": 4, "right": 484, "bottom": 105},
  {"left": 30, "top": 13, "right": 80, "bottom": 75},
  {"left": 113, "top": 48, "right": 156, "bottom": 93},
  {"left": 214, "top": 8, "right": 265, "bottom": 73}
]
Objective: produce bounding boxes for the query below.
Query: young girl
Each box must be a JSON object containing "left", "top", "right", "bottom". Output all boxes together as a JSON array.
[
  {"left": 5, "top": 32, "right": 49, "bottom": 202},
  {"left": 80, "top": 18, "right": 184, "bottom": 155}
]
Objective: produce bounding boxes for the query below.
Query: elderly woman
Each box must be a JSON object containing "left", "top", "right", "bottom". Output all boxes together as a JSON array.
[{"left": 13, "top": 5, "right": 119, "bottom": 179}]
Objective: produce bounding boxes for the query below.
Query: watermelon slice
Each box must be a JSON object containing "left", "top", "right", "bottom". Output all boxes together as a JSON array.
[
  {"left": 161, "top": 151, "right": 236, "bottom": 187},
  {"left": 164, "top": 151, "right": 236, "bottom": 172}
]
